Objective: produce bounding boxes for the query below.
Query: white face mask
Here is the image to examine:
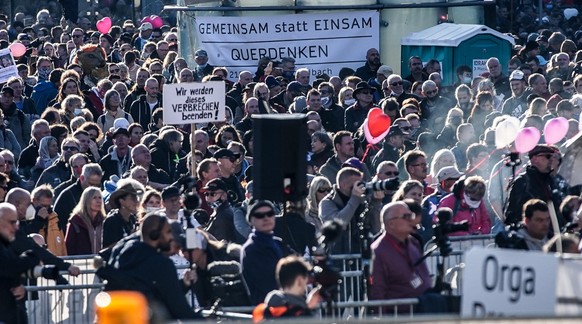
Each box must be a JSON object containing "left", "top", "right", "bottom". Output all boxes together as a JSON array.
[
  {"left": 344, "top": 98, "right": 356, "bottom": 106},
  {"left": 25, "top": 205, "right": 36, "bottom": 221},
  {"left": 145, "top": 206, "right": 163, "bottom": 214},
  {"left": 74, "top": 108, "right": 83, "bottom": 116},
  {"left": 321, "top": 96, "right": 330, "bottom": 106},
  {"left": 463, "top": 192, "right": 481, "bottom": 209},
  {"left": 463, "top": 76, "right": 472, "bottom": 84}
]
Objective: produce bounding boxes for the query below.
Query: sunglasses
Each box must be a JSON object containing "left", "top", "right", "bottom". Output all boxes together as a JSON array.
[
  {"left": 360, "top": 90, "right": 373, "bottom": 95},
  {"left": 391, "top": 81, "right": 403, "bottom": 86},
  {"left": 400, "top": 126, "right": 412, "bottom": 131},
  {"left": 384, "top": 171, "right": 399, "bottom": 177},
  {"left": 63, "top": 146, "right": 79, "bottom": 151},
  {"left": 110, "top": 69, "right": 120, "bottom": 73},
  {"left": 317, "top": 187, "right": 332, "bottom": 193},
  {"left": 537, "top": 153, "right": 553, "bottom": 159},
  {"left": 204, "top": 191, "right": 222, "bottom": 197},
  {"left": 252, "top": 210, "right": 276, "bottom": 219},
  {"left": 425, "top": 90, "right": 438, "bottom": 95},
  {"left": 391, "top": 213, "right": 416, "bottom": 221}
]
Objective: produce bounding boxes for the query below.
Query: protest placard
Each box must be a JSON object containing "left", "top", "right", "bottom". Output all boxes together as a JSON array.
[
  {"left": 0, "top": 48, "right": 19, "bottom": 84},
  {"left": 163, "top": 81, "right": 226, "bottom": 125}
]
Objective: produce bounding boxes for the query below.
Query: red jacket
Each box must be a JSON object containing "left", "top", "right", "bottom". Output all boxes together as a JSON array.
[{"left": 436, "top": 192, "right": 491, "bottom": 236}]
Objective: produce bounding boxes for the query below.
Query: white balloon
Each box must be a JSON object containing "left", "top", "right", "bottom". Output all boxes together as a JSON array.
[{"left": 495, "top": 117, "right": 520, "bottom": 149}]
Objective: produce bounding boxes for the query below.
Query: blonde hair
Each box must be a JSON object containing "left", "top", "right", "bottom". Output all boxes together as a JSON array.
[{"left": 70, "top": 187, "right": 105, "bottom": 220}]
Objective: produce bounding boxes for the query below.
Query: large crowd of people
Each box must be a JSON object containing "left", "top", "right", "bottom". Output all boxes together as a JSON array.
[{"left": 1, "top": 2, "right": 582, "bottom": 322}]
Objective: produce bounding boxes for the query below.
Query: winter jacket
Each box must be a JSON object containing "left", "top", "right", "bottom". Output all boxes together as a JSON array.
[
  {"left": 31, "top": 80, "right": 58, "bottom": 114},
  {"left": 65, "top": 213, "right": 104, "bottom": 255},
  {"left": 437, "top": 192, "right": 491, "bottom": 236},
  {"left": 128, "top": 94, "right": 162, "bottom": 130},
  {"left": 0, "top": 127, "right": 21, "bottom": 160},
  {"left": 150, "top": 139, "right": 178, "bottom": 180},
  {"left": 36, "top": 159, "right": 71, "bottom": 188},
  {"left": 102, "top": 209, "right": 138, "bottom": 249},
  {"left": 110, "top": 240, "right": 201, "bottom": 319},
  {"left": 1, "top": 102, "right": 30, "bottom": 149}
]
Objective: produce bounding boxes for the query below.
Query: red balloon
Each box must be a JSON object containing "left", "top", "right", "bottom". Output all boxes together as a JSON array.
[{"left": 364, "top": 108, "right": 391, "bottom": 144}]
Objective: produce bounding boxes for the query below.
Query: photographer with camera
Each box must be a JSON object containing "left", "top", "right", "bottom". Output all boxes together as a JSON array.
[
  {"left": 27, "top": 185, "right": 67, "bottom": 256},
  {"left": 254, "top": 255, "right": 322, "bottom": 321},
  {"left": 320, "top": 167, "right": 383, "bottom": 254},
  {"left": 0, "top": 203, "right": 43, "bottom": 324}
]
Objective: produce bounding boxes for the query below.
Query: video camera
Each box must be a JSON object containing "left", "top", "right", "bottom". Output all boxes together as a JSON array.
[
  {"left": 433, "top": 208, "right": 469, "bottom": 256},
  {"left": 357, "top": 178, "right": 400, "bottom": 195},
  {"left": 495, "top": 224, "right": 528, "bottom": 250},
  {"left": 311, "top": 219, "right": 343, "bottom": 299}
]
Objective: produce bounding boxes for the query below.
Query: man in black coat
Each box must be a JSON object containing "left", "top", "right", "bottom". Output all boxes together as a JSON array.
[
  {"left": 0, "top": 203, "right": 40, "bottom": 324},
  {"left": 150, "top": 128, "right": 183, "bottom": 181},
  {"left": 18, "top": 119, "right": 51, "bottom": 181},
  {"left": 100, "top": 128, "right": 133, "bottom": 184},
  {"left": 107, "top": 213, "right": 201, "bottom": 320},
  {"left": 203, "top": 178, "right": 243, "bottom": 244},
  {"left": 505, "top": 144, "right": 564, "bottom": 226},
  {"left": 36, "top": 137, "right": 80, "bottom": 188}
]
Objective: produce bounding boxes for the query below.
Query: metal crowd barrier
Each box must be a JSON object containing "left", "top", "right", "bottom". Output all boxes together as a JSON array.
[
  {"left": 24, "top": 235, "right": 493, "bottom": 322},
  {"left": 424, "top": 234, "right": 496, "bottom": 294}
]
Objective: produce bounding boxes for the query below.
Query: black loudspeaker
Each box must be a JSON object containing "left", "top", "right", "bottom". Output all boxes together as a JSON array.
[{"left": 253, "top": 114, "right": 308, "bottom": 202}]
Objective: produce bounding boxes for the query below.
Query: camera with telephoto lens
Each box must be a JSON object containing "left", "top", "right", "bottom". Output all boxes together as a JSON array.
[
  {"left": 357, "top": 178, "right": 400, "bottom": 194},
  {"left": 433, "top": 208, "right": 469, "bottom": 256}
]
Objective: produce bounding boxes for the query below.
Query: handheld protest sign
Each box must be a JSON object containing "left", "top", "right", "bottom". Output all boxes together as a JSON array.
[{"left": 163, "top": 81, "right": 226, "bottom": 125}]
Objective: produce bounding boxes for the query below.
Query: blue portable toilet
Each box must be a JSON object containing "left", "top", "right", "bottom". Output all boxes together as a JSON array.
[{"left": 401, "top": 23, "right": 515, "bottom": 86}]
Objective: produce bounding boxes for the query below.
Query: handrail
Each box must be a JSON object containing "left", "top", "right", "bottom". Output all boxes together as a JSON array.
[{"left": 164, "top": 1, "right": 497, "bottom": 12}]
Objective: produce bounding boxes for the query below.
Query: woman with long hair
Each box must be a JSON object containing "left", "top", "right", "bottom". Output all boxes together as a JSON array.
[
  {"left": 50, "top": 77, "right": 83, "bottom": 108},
  {"left": 96, "top": 89, "right": 134, "bottom": 134},
  {"left": 65, "top": 187, "right": 106, "bottom": 255},
  {"left": 305, "top": 176, "right": 331, "bottom": 232},
  {"left": 392, "top": 180, "right": 424, "bottom": 204}
]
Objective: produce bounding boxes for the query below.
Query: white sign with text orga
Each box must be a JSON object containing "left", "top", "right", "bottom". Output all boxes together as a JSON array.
[
  {"left": 163, "top": 81, "right": 225, "bottom": 125},
  {"left": 461, "top": 247, "right": 557, "bottom": 317}
]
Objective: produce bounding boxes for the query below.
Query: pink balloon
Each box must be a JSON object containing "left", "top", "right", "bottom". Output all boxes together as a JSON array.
[
  {"left": 141, "top": 16, "right": 153, "bottom": 25},
  {"left": 544, "top": 117, "right": 569, "bottom": 144},
  {"left": 515, "top": 127, "right": 541, "bottom": 153},
  {"left": 150, "top": 15, "right": 163, "bottom": 29},
  {"left": 9, "top": 42, "right": 26, "bottom": 57},
  {"left": 96, "top": 17, "right": 112, "bottom": 34}
]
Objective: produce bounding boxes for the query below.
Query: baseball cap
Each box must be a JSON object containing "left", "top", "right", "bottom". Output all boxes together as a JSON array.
[
  {"left": 387, "top": 125, "right": 407, "bottom": 137},
  {"left": 436, "top": 166, "right": 463, "bottom": 182},
  {"left": 1, "top": 86, "right": 14, "bottom": 97},
  {"left": 287, "top": 81, "right": 303, "bottom": 93},
  {"left": 138, "top": 22, "right": 153, "bottom": 31},
  {"left": 377, "top": 65, "right": 394, "bottom": 78},
  {"left": 194, "top": 49, "right": 208, "bottom": 58},
  {"left": 509, "top": 70, "right": 525, "bottom": 82},
  {"left": 214, "top": 148, "right": 240, "bottom": 160},
  {"left": 202, "top": 178, "right": 228, "bottom": 192}
]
